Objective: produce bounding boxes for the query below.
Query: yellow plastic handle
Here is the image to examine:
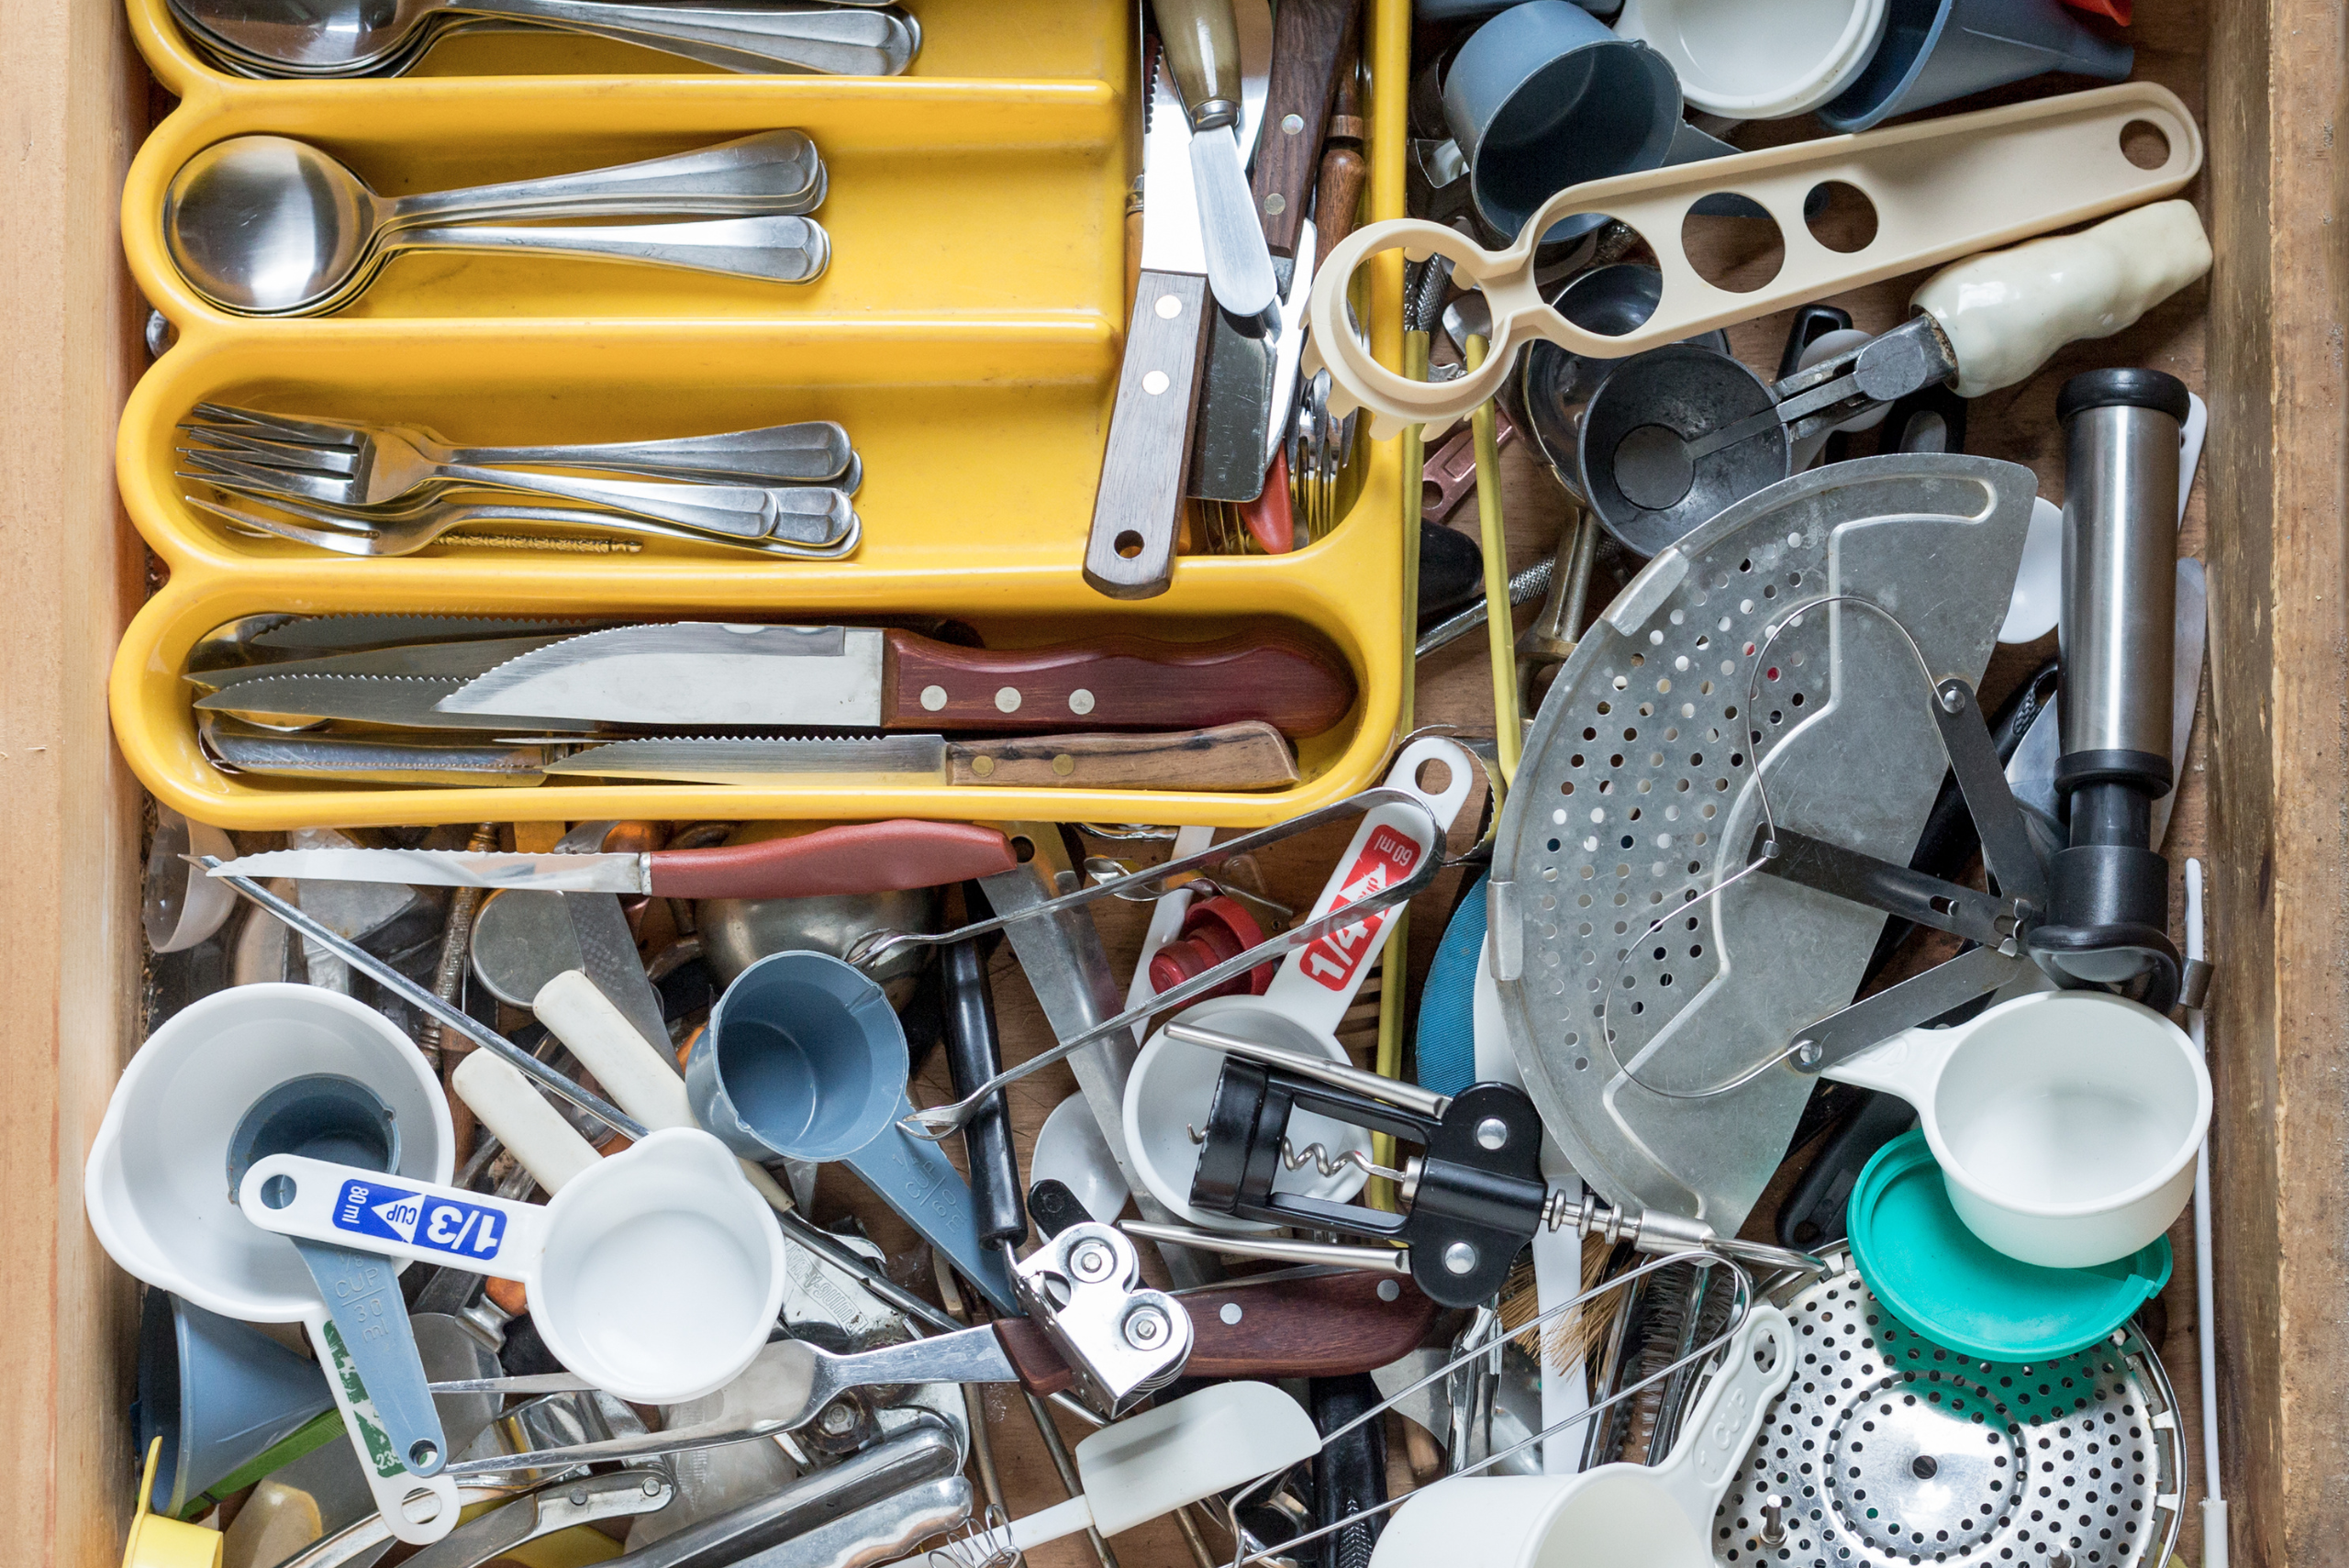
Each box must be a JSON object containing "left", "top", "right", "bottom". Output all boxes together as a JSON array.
[{"left": 1303, "top": 83, "right": 2205, "bottom": 439}]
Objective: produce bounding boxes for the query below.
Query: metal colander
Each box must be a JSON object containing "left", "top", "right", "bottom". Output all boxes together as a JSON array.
[
  {"left": 1489, "top": 454, "right": 2035, "bottom": 1233},
  {"left": 1713, "top": 1253, "right": 2182, "bottom": 1568}
]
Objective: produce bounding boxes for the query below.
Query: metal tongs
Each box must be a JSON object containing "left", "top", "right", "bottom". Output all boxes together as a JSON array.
[{"left": 861, "top": 784, "right": 1454, "bottom": 1140}]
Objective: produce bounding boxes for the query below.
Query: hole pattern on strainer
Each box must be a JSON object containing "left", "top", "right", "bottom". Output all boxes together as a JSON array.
[
  {"left": 1521, "top": 530, "right": 1823, "bottom": 1073},
  {"left": 1713, "top": 1268, "right": 2178, "bottom": 1568}
]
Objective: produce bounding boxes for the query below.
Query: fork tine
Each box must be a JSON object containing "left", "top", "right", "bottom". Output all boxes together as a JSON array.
[
  {"left": 188, "top": 403, "right": 366, "bottom": 447},
  {"left": 176, "top": 425, "right": 365, "bottom": 476},
  {"left": 183, "top": 494, "right": 378, "bottom": 554},
  {"left": 176, "top": 448, "right": 357, "bottom": 504}
]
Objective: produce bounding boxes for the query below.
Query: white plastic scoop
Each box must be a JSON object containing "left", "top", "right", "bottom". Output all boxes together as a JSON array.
[
  {"left": 1371, "top": 1304, "right": 1792, "bottom": 1568},
  {"left": 993, "top": 1382, "right": 1320, "bottom": 1555}
]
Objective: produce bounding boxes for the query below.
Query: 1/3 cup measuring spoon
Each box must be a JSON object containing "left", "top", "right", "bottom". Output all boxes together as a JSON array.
[{"left": 237, "top": 1123, "right": 787, "bottom": 1406}]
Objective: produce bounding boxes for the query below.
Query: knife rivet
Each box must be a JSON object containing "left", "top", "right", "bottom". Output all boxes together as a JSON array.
[
  {"left": 1264, "top": 192, "right": 1286, "bottom": 216},
  {"left": 1377, "top": 1279, "right": 1400, "bottom": 1301},
  {"left": 995, "top": 687, "right": 1023, "bottom": 713},
  {"left": 971, "top": 756, "right": 996, "bottom": 777},
  {"left": 1068, "top": 688, "right": 1096, "bottom": 715},
  {"left": 1154, "top": 293, "right": 1184, "bottom": 319},
  {"left": 1053, "top": 754, "right": 1075, "bottom": 776},
  {"left": 1143, "top": 370, "right": 1171, "bottom": 395},
  {"left": 1282, "top": 113, "right": 1304, "bottom": 136},
  {"left": 919, "top": 685, "right": 948, "bottom": 711},
  {"left": 1219, "top": 1302, "right": 1242, "bottom": 1325}
]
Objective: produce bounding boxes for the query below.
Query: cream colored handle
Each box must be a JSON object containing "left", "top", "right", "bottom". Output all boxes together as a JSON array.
[
  {"left": 451, "top": 1051, "right": 600, "bottom": 1194},
  {"left": 1913, "top": 200, "right": 2212, "bottom": 397},
  {"left": 531, "top": 968, "right": 796, "bottom": 1213},
  {"left": 1302, "top": 83, "right": 2204, "bottom": 438}
]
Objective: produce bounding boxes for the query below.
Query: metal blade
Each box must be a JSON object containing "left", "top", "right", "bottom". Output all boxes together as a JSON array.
[
  {"left": 197, "top": 715, "right": 556, "bottom": 784},
  {"left": 2151, "top": 557, "right": 2207, "bottom": 851},
  {"left": 249, "top": 615, "right": 618, "bottom": 651},
  {"left": 207, "top": 848, "right": 647, "bottom": 893},
  {"left": 1266, "top": 218, "right": 1317, "bottom": 466},
  {"left": 1141, "top": 51, "right": 1207, "bottom": 275},
  {"left": 195, "top": 673, "right": 606, "bottom": 732},
  {"left": 1191, "top": 126, "right": 1278, "bottom": 316},
  {"left": 556, "top": 821, "right": 674, "bottom": 1059},
  {"left": 188, "top": 635, "right": 575, "bottom": 689},
  {"left": 435, "top": 623, "right": 885, "bottom": 727},
  {"left": 1236, "top": 0, "right": 1271, "bottom": 157},
  {"left": 547, "top": 734, "right": 948, "bottom": 785}
]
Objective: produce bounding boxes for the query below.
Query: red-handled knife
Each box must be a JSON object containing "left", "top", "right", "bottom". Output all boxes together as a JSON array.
[{"left": 204, "top": 819, "right": 1020, "bottom": 898}]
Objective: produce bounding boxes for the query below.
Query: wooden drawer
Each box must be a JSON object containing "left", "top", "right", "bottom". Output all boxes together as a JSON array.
[{"left": 4, "top": 2, "right": 2342, "bottom": 1566}]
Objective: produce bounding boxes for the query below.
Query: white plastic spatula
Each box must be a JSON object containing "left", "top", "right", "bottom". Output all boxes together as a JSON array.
[
  {"left": 1369, "top": 1305, "right": 1795, "bottom": 1568},
  {"left": 994, "top": 1382, "right": 1319, "bottom": 1554}
]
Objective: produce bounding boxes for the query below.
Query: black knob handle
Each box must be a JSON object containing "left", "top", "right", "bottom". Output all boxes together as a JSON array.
[{"left": 943, "top": 884, "right": 1027, "bottom": 1251}]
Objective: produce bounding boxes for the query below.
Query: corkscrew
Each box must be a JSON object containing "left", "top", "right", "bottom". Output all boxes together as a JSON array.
[
  {"left": 1185, "top": 1123, "right": 1408, "bottom": 1184},
  {"left": 1127, "top": 1021, "right": 1823, "bottom": 1307}
]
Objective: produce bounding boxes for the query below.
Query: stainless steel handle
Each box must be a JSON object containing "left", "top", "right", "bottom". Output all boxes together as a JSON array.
[
  {"left": 450, "top": 419, "right": 853, "bottom": 485},
  {"left": 385, "top": 129, "right": 823, "bottom": 225},
  {"left": 380, "top": 214, "right": 829, "bottom": 294},
  {"left": 445, "top": 0, "right": 915, "bottom": 75},
  {"left": 427, "top": 462, "right": 845, "bottom": 541}
]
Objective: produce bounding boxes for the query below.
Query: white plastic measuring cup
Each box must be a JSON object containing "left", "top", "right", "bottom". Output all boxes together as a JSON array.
[
  {"left": 83, "top": 984, "right": 462, "bottom": 1544},
  {"left": 1125, "top": 737, "right": 1475, "bottom": 1230},
  {"left": 1816, "top": 989, "right": 2209, "bottom": 1267},
  {"left": 1370, "top": 1304, "right": 1795, "bottom": 1568},
  {"left": 237, "top": 1125, "right": 787, "bottom": 1405}
]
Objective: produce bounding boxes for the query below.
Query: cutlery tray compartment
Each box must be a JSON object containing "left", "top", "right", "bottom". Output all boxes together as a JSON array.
[{"left": 111, "top": 0, "right": 1412, "bottom": 830}]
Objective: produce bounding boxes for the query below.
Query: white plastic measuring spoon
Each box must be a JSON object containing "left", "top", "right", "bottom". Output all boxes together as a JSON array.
[{"left": 1370, "top": 1303, "right": 1795, "bottom": 1568}]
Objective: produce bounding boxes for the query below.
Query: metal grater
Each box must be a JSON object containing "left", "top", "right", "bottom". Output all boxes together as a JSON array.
[
  {"left": 1712, "top": 1251, "right": 2182, "bottom": 1568},
  {"left": 1487, "top": 455, "right": 2035, "bottom": 1233}
]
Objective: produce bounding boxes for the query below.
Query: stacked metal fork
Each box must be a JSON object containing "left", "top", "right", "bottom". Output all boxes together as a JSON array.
[
  {"left": 178, "top": 404, "right": 863, "bottom": 559},
  {"left": 165, "top": 0, "right": 918, "bottom": 80}
]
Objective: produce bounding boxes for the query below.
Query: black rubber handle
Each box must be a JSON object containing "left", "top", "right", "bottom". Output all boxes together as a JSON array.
[
  {"left": 943, "top": 883, "right": 1027, "bottom": 1251},
  {"left": 1027, "top": 1177, "right": 1097, "bottom": 1238},
  {"left": 1776, "top": 1092, "right": 1919, "bottom": 1251},
  {"left": 1311, "top": 1373, "right": 1389, "bottom": 1568}
]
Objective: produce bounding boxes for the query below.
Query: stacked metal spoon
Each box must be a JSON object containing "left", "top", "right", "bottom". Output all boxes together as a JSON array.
[
  {"left": 162, "top": 129, "right": 832, "bottom": 317},
  {"left": 165, "top": 0, "right": 917, "bottom": 79},
  {"left": 178, "top": 404, "right": 862, "bottom": 558}
]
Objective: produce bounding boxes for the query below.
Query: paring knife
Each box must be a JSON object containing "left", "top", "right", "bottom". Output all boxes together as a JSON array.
[
  {"left": 546, "top": 721, "right": 1301, "bottom": 791},
  {"left": 195, "top": 673, "right": 606, "bottom": 732},
  {"left": 196, "top": 714, "right": 557, "bottom": 785},
  {"left": 432, "top": 622, "right": 1356, "bottom": 737},
  {"left": 1158, "top": 0, "right": 1279, "bottom": 318},
  {"left": 186, "top": 635, "right": 575, "bottom": 690},
  {"left": 206, "top": 819, "right": 1022, "bottom": 897},
  {"left": 1084, "top": 47, "right": 1216, "bottom": 600},
  {"left": 429, "top": 1268, "right": 1440, "bottom": 1473}
]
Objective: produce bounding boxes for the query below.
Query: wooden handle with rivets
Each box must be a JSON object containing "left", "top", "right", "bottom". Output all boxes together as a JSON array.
[
  {"left": 882, "top": 629, "right": 1354, "bottom": 737},
  {"left": 1249, "top": 0, "right": 1358, "bottom": 258},
  {"left": 1085, "top": 268, "right": 1214, "bottom": 600},
  {"left": 947, "top": 722, "right": 1299, "bottom": 789}
]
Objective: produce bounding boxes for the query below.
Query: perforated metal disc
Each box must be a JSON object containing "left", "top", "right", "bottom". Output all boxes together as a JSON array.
[
  {"left": 1713, "top": 1253, "right": 2182, "bottom": 1568},
  {"left": 1488, "top": 455, "right": 2035, "bottom": 1232}
]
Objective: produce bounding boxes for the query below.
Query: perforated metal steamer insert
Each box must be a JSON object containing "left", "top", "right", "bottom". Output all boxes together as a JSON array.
[
  {"left": 1488, "top": 456, "right": 2035, "bottom": 1233},
  {"left": 1713, "top": 1254, "right": 2182, "bottom": 1568}
]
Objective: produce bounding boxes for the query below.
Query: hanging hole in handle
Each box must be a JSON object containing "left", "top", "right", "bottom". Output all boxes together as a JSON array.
[
  {"left": 1415, "top": 755, "right": 1454, "bottom": 795},
  {"left": 2120, "top": 120, "right": 2171, "bottom": 171},
  {"left": 400, "top": 1488, "right": 444, "bottom": 1525},
  {"left": 1681, "top": 206, "right": 1785, "bottom": 294},
  {"left": 261, "top": 1173, "right": 297, "bottom": 1209},
  {"left": 407, "top": 1440, "right": 440, "bottom": 1472},
  {"left": 1113, "top": 530, "right": 1146, "bottom": 560},
  {"left": 1803, "top": 182, "right": 1878, "bottom": 254},
  {"left": 1753, "top": 1329, "right": 1781, "bottom": 1372}
]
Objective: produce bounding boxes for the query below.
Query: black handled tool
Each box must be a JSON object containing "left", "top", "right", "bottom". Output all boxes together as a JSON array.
[{"left": 943, "top": 882, "right": 1028, "bottom": 1254}]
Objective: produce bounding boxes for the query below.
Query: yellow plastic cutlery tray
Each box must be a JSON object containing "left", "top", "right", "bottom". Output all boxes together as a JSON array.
[{"left": 110, "top": 0, "right": 1408, "bottom": 830}]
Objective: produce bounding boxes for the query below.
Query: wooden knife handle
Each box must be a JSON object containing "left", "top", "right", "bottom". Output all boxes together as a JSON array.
[
  {"left": 1154, "top": 0, "right": 1242, "bottom": 125},
  {"left": 947, "top": 722, "right": 1299, "bottom": 791},
  {"left": 1249, "top": 0, "right": 1359, "bottom": 258},
  {"left": 1085, "top": 268, "right": 1213, "bottom": 601},
  {"left": 643, "top": 821, "right": 1019, "bottom": 898},
  {"left": 883, "top": 628, "right": 1354, "bottom": 738},
  {"left": 987, "top": 1269, "right": 1440, "bottom": 1392},
  {"left": 1313, "top": 31, "right": 1368, "bottom": 261}
]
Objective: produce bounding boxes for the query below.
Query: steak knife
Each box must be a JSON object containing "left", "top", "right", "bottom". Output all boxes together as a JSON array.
[{"left": 431, "top": 622, "right": 1354, "bottom": 736}]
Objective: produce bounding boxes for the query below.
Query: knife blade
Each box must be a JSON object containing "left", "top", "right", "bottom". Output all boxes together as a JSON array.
[
  {"left": 195, "top": 673, "right": 606, "bottom": 732},
  {"left": 206, "top": 820, "right": 1021, "bottom": 898},
  {"left": 1247, "top": 0, "right": 1360, "bottom": 260},
  {"left": 1266, "top": 218, "right": 1318, "bottom": 467},
  {"left": 545, "top": 721, "right": 1301, "bottom": 791},
  {"left": 1084, "top": 47, "right": 1215, "bottom": 600},
  {"left": 432, "top": 622, "right": 1355, "bottom": 737},
  {"left": 556, "top": 820, "right": 674, "bottom": 1059},
  {"left": 1158, "top": 0, "right": 1278, "bottom": 317},
  {"left": 1186, "top": 0, "right": 1280, "bottom": 505},
  {"left": 196, "top": 714, "right": 558, "bottom": 785},
  {"left": 186, "top": 635, "right": 576, "bottom": 690},
  {"left": 247, "top": 615, "right": 620, "bottom": 652}
]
